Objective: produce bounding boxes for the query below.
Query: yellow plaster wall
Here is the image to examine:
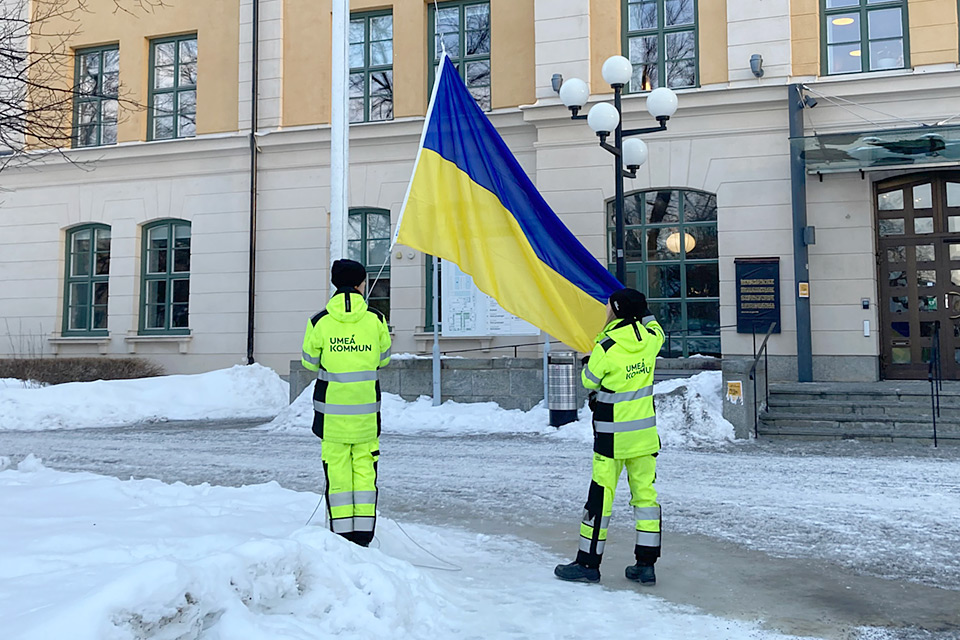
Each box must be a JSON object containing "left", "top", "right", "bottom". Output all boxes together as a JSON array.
[
  {"left": 699, "top": 0, "right": 728, "bottom": 85},
  {"left": 791, "top": 0, "right": 820, "bottom": 77},
  {"left": 909, "top": 0, "right": 960, "bottom": 66},
  {"left": 283, "top": 0, "right": 535, "bottom": 127},
  {"left": 590, "top": 0, "right": 620, "bottom": 94},
  {"left": 33, "top": 0, "right": 239, "bottom": 143}
]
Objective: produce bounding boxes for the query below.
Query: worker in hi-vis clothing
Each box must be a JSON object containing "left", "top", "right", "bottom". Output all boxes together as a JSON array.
[
  {"left": 300, "top": 259, "right": 391, "bottom": 547},
  {"left": 555, "top": 287, "right": 665, "bottom": 585}
]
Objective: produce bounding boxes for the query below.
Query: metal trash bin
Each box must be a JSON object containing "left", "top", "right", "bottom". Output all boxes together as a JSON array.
[{"left": 548, "top": 352, "right": 579, "bottom": 427}]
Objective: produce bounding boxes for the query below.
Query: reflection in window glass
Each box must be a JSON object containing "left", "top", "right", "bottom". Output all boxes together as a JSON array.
[
  {"left": 350, "top": 12, "right": 393, "bottom": 123},
  {"left": 918, "top": 296, "right": 938, "bottom": 312},
  {"left": 914, "top": 217, "right": 934, "bottom": 234},
  {"left": 888, "top": 270, "right": 906, "bottom": 287},
  {"left": 878, "top": 218, "right": 904, "bottom": 236},
  {"left": 947, "top": 183, "right": 960, "bottom": 207},
  {"left": 824, "top": 1, "right": 906, "bottom": 75},
  {"left": 429, "top": 1, "right": 490, "bottom": 111},
  {"left": 141, "top": 220, "right": 190, "bottom": 333},
  {"left": 350, "top": 209, "right": 392, "bottom": 320},
  {"left": 891, "top": 347, "right": 911, "bottom": 364},
  {"left": 890, "top": 296, "right": 908, "bottom": 313},
  {"left": 608, "top": 188, "right": 719, "bottom": 357},
  {"left": 886, "top": 246, "right": 906, "bottom": 262},
  {"left": 917, "top": 270, "right": 936, "bottom": 288},
  {"left": 877, "top": 190, "right": 903, "bottom": 210},
  {"left": 912, "top": 183, "right": 932, "bottom": 209},
  {"left": 916, "top": 245, "right": 935, "bottom": 262},
  {"left": 626, "top": 0, "right": 697, "bottom": 92},
  {"left": 65, "top": 225, "right": 110, "bottom": 333}
]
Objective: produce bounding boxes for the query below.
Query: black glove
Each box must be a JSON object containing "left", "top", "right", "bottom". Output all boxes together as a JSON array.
[
  {"left": 588, "top": 390, "right": 598, "bottom": 412},
  {"left": 580, "top": 355, "right": 590, "bottom": 366}
]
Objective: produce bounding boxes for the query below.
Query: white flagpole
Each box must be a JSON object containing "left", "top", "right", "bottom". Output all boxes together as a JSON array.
[
  {"left": 432, "top": 256, "right": 441, "bottom": 406},
  {"left": 330, "top": 0, "right": 350, "bottom": 265}
]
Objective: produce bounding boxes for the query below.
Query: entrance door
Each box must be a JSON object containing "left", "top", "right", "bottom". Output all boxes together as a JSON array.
[{"left": 877, "top": 173, "right": 960, "bottom": 380}]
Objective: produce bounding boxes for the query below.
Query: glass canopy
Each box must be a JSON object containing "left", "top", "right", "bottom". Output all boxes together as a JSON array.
[{"left": 792, "top": 124, "right": 960, "bottom": 173}]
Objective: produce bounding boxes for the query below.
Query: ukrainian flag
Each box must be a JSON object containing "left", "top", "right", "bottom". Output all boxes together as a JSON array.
[{"left": 396, "top": 56, "right": 622, "bottom": 352}]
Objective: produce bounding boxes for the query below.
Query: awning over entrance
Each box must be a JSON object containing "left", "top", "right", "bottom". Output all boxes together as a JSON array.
[{"left": 791, "top": 125, "right": 960, "bottom": 174}]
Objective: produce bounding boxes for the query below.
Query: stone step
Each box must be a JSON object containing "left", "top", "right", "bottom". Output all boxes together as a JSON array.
[
  {"left": 765, "top": 398, "right": 960, "bottom": 417},
  {"left": 756, "top": 422, "right": 959, "bottom": 443},
  {"left": 767, "top": 391, "right": 960, "bottom": 408}
]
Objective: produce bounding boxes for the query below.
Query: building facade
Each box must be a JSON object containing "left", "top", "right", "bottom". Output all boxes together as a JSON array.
[{"left": 1, "top": 0, "right": 959, "bottom": 382}]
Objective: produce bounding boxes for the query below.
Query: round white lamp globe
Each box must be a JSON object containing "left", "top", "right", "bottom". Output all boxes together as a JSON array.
[
  {"left": 622, "top": 138, "right": 648, "bottom": 169},
  {"left": 646, "top": 87, "right": 679, "bottom": 119},
  {"left": 601, "top": 55, "right": 633, "bottom": 87},
  {"left": 558, "top": 77, "right": 589, "bottom": 109},
  {"left": 587, "top": 102, "right": 620, "bottom": 135}
]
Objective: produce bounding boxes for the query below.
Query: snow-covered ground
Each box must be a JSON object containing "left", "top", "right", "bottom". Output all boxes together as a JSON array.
[
  {"left": 266, "top": 370, "right": 736, "bottom": 449},
  {"left": 2, "top": 368, "right": 958, "bottom": 639},
  {"left": 0, "top": 457, "right": 825, "bottom": 640},
  {"left": 0, "top": 365, "right": 288, "bottom": 430}
]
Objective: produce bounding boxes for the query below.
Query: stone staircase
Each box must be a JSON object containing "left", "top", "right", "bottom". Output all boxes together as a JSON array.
[
  {"left": 758, "top": 381, "right": 960, "bottom": 443},
  {"left": 654, "top": 357, "right": 721, "bottom": 382}
]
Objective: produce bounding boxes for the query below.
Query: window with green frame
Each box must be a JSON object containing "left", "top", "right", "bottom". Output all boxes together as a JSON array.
[
  {"left": 74, "top": 46, "right": 119, "bottom": 148},
  {"left": 428, "top": 0, "right": 491, "bottom": 111},
  {"left": 141, "top": 220, "right": 191, "bottom": 334},
  {"left": 822, "top": 0, "right": 908, "bottom": 75},
  {"left": 623, "top": 0, "right": 697, "bottom": 92},
  {"left": 608, "top": 189, "right": 719, "bottom": 357},
  {"left": 63, "top": 224, "right": 111, "bottom": 335},
  {"left": 148, "top": 35, "right": 197, "bottom": 141},
  {"left": 348, "top": 208, "right": 391, "bottom": 320},
  {"left": 350, "top": 11, "right": 393, "bottom": 123}
]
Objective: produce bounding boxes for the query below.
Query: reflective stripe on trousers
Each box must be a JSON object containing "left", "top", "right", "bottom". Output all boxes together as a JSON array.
[
  {"left": 314, "top": 400, "right": 381, "bottom": 415},
  {"left": 317, "top": 369, "right": 379, "bottom": 383},
  {"left": 579, "top": 535, "right": 605, "bottom": 556}
]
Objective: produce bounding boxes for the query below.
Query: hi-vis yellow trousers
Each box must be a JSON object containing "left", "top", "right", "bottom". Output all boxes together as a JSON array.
[
  {"left": 576, "top": 452, "right": 661, "bottom": 568},
  {"left": 321, "top": 439, "right": 379, "bottom": 546}
]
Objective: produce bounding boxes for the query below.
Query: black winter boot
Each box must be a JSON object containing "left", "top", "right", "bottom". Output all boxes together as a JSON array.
[
  {"left": 554, "top": 561, "right": 600, "bottom": 583},
  {"left": 625, "top": 563, "right": 656, "bottom": 585}
]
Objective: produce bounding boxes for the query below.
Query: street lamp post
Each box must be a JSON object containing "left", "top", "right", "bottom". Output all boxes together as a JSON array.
[{"left": 557, "top": 56, "right": 679, "bottom": 284}]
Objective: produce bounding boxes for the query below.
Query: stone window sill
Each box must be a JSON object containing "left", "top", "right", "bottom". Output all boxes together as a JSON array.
[
  {"left": 124, "top": 333, "right": 193, "bottom": 354},
  {"left": 48, "top": 336, "right": 111, "bottom": 355}
]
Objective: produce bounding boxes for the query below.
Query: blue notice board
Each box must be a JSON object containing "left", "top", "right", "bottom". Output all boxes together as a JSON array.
[{"left": 735, "top": 258, "right": 781, "bottom": 334}]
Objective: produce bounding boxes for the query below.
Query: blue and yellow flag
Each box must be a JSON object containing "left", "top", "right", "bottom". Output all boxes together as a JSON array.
[{"left": 396, "top": 56, "right": 622, "bottom": 352}]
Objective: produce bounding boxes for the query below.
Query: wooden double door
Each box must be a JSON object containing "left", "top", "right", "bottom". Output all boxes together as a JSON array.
[{"left": 877, "top": 173, "right": 960, "bottom": 380}]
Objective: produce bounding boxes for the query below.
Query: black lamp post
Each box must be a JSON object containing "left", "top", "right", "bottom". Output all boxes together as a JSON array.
[{"left": 557, "top": 56, "right": 679, "bottom": 284}]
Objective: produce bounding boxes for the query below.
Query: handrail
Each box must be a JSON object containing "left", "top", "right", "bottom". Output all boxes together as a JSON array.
[
  {"left": 748, "top": 322, "right": 778, "bottom": 439},
  {"left": 928, "top": 320, "right": 942, "bottom": 448}
]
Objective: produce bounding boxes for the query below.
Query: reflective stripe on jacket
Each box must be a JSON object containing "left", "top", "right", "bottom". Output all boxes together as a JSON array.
[
  {"left": 301, "top": 289, "right": 392, "bottom": 444},
  {"left": 581, "top": 315, "right": 664, "bottom": 458}
]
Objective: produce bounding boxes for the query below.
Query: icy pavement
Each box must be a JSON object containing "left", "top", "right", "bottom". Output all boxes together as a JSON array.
[{"left": 2, "top": 422, "right": 958, "bottom": 639}]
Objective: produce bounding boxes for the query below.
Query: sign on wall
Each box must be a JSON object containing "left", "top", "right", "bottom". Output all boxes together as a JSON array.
[
  {"left": 735, "top": 258, "right": 781, "bottom": 334},
  {"left": 441, "top": 261, "right": 540, "bottom": 337}
]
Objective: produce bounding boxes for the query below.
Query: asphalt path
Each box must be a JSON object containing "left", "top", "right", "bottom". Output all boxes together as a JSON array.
[{"left": 2, "top": 421, "right": 958, "bottom": 640}]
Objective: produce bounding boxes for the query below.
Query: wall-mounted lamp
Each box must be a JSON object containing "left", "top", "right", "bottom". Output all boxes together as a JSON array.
[
  {"left": 551, "top": 73, "right": 563, "bottom": 94},
  {"left": 750, "top": 54, "right": 764, "bottom": 78}
]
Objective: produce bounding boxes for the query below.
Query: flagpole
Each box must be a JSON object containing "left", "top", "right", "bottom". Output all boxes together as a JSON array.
[
  {"left": 432, "top": 255, "right": 441, "bottom": 406},
  {"left": 330, "top": 0, "right": 349, "bottom": 264}
]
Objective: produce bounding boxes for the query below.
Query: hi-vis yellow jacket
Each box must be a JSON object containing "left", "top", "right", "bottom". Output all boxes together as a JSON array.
[
  {"left": 581, "top": 314, "right": 665, "bottom": 459},
  {"left": 301, "top": 290, "right": 392, "bottom": 444}
]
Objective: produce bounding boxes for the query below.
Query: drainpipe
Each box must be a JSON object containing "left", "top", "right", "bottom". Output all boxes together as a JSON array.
[
  {"left": 789, "top": 84, "right": 813, "bottom": 382},
  {"left": 246, "top": 0, "right": 260, "bottom": 365}
]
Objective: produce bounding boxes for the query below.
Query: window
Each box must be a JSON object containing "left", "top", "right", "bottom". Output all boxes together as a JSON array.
[
  {"left": 348, "top": 209, "right": 391, "bottom": 320},
  {"left": 350, "top": 12, "right": 394, "bottom": 123},
  {"left": 429, "top": 0, "right": 491, "bottom": 111},
  {"left": 141, "top": 220, "right": 191, "bottom": 334},
  {"left": 822, "top": 0, "right": 908, "bottom": 75},
  {"left": 74, "top": 46, "right": 119, "bottom": 147},
  {"left": 64, "top": 225, "right": 111, "bottom": 334},
  {"left": 624, "top": 0, "right": 697, "bottom": 92},
  {"left": 148, "top": 35, "right": 197, "bottom": 140},
  {"left": 608, "top": 189, "right": 719, "bottom": 357}
]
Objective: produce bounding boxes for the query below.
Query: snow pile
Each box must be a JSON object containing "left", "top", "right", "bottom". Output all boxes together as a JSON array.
[
  {"left": 654, "top": 371, "right": 736, "bottom": 447},
  {"left": 266, "top": 371, "right": 733, "bottom": 448},
  {"left": 0, "top": 378, "right": 45, "bottom": 389},
  {"left": 0, "top": 365, "right": 289, "bottom": 430},
  {"left": 0, "top": 460, "right": 818, "bottom": 640}
]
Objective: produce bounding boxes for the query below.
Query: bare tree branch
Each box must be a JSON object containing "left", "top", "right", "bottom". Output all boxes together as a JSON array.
[{"left": 0, "top": 0, "right": 159, "bottom": 170}]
